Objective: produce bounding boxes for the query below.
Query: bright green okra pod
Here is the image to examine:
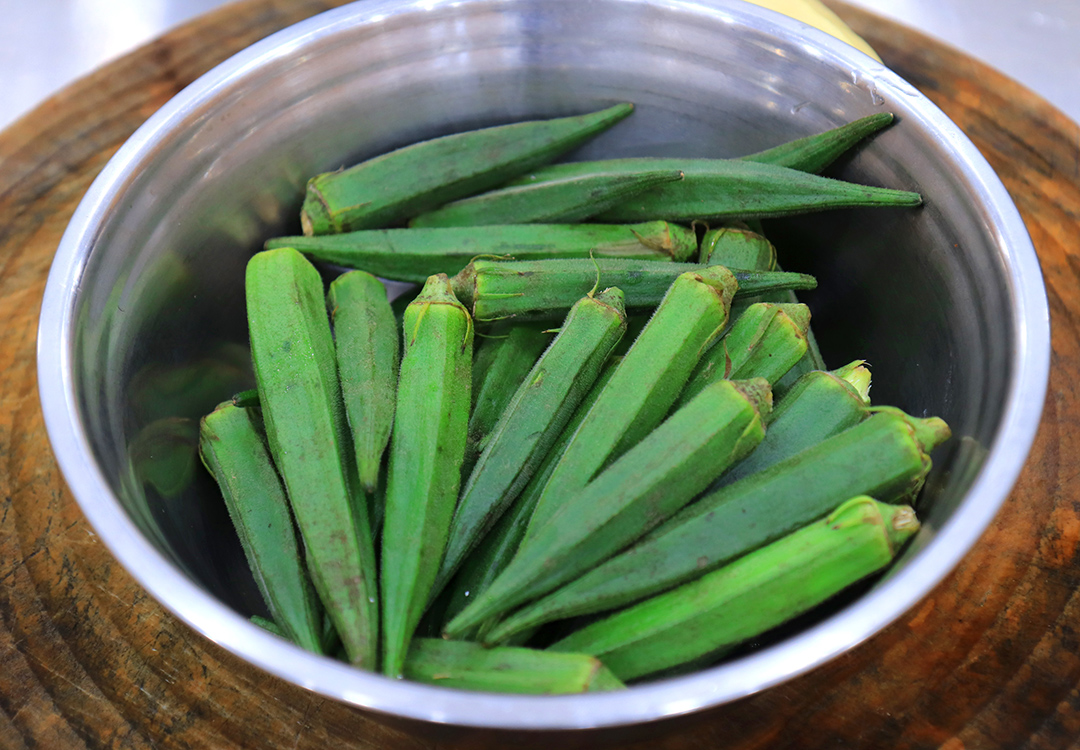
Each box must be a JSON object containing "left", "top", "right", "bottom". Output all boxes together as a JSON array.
[
  {"left": 675, "top": 302, "right": 811, "bottom": 407},
  {"left": 301, "top": 102, "right": 634, "bottom": 234},
  {"left": 267, "top": 221, "right": 699, "bottom": 283},
  {"left": 500, "top": 157, "right": 921, "bottom": 224},
  {"left": 409, "top": 168, "right": 686, "bottom": 227},
  {"left": 434, "top": 355, "right": 624, "bottom": 635},
  {"left": 739, "top": 112, "right": 896, "bottom": 174},
  {"left": 449, "top": 258, "right": 815, "bottom": 322},
  {"left": 698, "top": 225, "right": 777, "bottom": 268},
  {"left": 380, "top": 274, "right": 474, "bottom": 679},
  {"left": 445, "top": 377, "right": 771, "bottom": 639},
  {"left": 199, "top": 402, "right": 324, "bottom": 654},
  {"left": 467, "top": 323, "right": 552, "bottom": 461},
  {"left": 245, "top": 247, "right": 378, "bottom": 668},
  {"left": 435, "top": 289, "right": 627, "bottom": 597},
  {"left": 521, "top": 266, "right": 739, "bottom": 539},
  {"left": 403, "top": 639, "right": 624, "bottom": 693},
  {"left": 716, "top": 361, "right": 872, "bottom": 487},
  {"left": 328, "top": 270, "right": 400, "bottom": 495},
  {"left": 485, "top": 407, "right": 949, "bottom": 643},
  {"left": 548, "top": 496, "right": 919, "bottom": 681}
]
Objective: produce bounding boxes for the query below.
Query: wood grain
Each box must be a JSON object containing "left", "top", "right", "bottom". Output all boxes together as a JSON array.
[{"left": 2, "top": 0, "right": 1078, "bottom": 747}]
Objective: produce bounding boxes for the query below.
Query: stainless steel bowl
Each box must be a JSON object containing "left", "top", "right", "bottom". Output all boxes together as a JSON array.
[{"left": 37, "top": 0, "right": 1049, "bottom": 730}]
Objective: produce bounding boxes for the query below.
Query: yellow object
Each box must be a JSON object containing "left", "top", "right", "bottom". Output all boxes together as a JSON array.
[{"left": 743, "top": 0, "right": 882, "bottom": 61}]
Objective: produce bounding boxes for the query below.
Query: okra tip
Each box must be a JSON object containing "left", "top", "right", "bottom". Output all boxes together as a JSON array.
[
  {"left": 880, "top": 503, "right": 921, "bottom": 552},
  {"left": 731, "top": 377, "right": 774, "bottom": 419},
  {"left": 300, "top": 181, "right": 332, "bottom": 236},
  {"left": 591, "top": 286, "right": 627, "bottom": 315},
  {"left": 448, "top": 264, "right": 476, "bottom": 310},
  {"left": 775, "top": 302, "right": 811, "bottom": 333}
]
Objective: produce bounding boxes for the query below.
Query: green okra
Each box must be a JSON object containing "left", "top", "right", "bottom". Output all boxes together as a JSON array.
[
  {"left": 403, "top": 638, "right": 624, "bottom": 694},
  {"left": 267, "top": 221, "right": 699, "bottom": 283},
  {"left": 504, "top": 157, "right": 921, "bottom": 225},
  {"left": 698, "top": 226, "right": 776, "bottom": 269},
  {"left": 449, "top": 258, "right": 816, "bottom": 322},
  {"left": 548, "top": 496, "right": 919, "bottom": 682},
  {"left": 406, "top": 168, "right": 682, "bottom": 228},
  {"left": 468, "top": 323, "right": 552, "bottom": 462},
  {"left": 436, "top": 289, "right": 627, "bottom": 597},
  {"left": 446, "top": 377, "right": 771, "bottom": 640},
  {"left": 675, "top": 302, "right": 811, "bottom": 407},
  {"left": 409, "top": 168, "right": 686, "bottom": 227},
  {"left": 245, "top": 247, "right": 378, "bottom": 668},
  {"left": 380, "top": 274, "right": 473, "bottom": 678},
  {"left": 328, "top": 270, "right": 400, "bottom": 495},
  {"left": 300, "top": 103, "right": 634, "bottom": 234},
  {"left": 199, "top": 402, "right": 324, "bottom": 654},
  {"left": 717, "top": 361, "right": 872, "bottom": 487},
  {"left": 436, "top": 355, "right": 624, "bottom": 634},
  {"left": 740, "top": 112, "right": 896, "bottom": 174},
  {"left": 486, "top": 407, "right": 949, "bottom": 642},
  {"left": 522, "top": 266, "right": 740, "bottom": 539}
]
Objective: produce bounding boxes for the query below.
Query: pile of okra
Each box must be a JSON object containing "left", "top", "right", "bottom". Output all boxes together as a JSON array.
[{"left": 199, "top": 103, "right": 951, "bottom": 694}]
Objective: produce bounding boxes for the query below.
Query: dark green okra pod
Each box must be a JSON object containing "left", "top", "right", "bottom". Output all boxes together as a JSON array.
[
  {"left": 301, "top": 103, "right": 634, "bottom": 234},
  {"left": 380, "top": 274, "right": 473, "bottom": 679},
  {"left": 199, "top": 402, "right": 324, "bottom": 654},
  {"left": 446, "top": 377, "right": 771, "bottom": 639},
  {"left": 548, "top": 496, "right": 919, "bottom": 681},
  {"left": 740, "top": 112, "right": 896, "bottom": 173},
  {"left": 449, "top": 258, "right": 815, "bottom": 322},
  {"left": 328, "top": 270, "right": 400, "bottom": 495},
  {"left": 245, "top": 247, "right": 378, "bottom": 668},
  {"left": 403, "top": 639, "right": 624, "bottom": 693},
  {"left": 486, "top": 407, "right": 948, "bottom": 643},
  {"left": 435, "top": 289, "right": 627, "bottom": 596}
]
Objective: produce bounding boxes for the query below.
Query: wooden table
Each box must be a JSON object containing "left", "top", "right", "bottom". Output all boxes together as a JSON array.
[{"left": 2, "top": 1, "right": 1078, "bottom": 747}]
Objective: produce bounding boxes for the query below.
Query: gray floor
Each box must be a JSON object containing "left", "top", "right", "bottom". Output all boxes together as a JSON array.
[{"left": 0, "top": 0, "right": 1077, "bottom": 131}]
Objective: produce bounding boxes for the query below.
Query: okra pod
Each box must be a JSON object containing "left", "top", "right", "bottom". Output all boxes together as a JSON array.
[
  {"left": 436, "top": 289, "right": 627, "bottom": 596},
  {"left": 403, "top": 639, "right": 624, "bottom": 694},
  {"left": 505, "top": 157, "right": 921, "bottom": 224},
  {"left": 328, "top": 270, "right": 400, "bottom": 494},
  {"left": 675, "top": 302, "right": 810, "bottom": 407},
  {"left": 740, "top": 113, "right": 896, "bottom": 174},
  {"left": 717, "top": 361, "right": 872, "bottom": 486},
  {"left": 449, "top": 258, "right": 816, "bottom": 322},
  {"left": 698, "top": 226, "right": 776, "bottom": 269},
  {"left": 446, "top": 377, "right": 771, "bottom": 639},
  {"left": 301, "top": 102, "right": 634, "bottom": 234},
  {"left": 435, "top": 355, "right": 624, "bottom": 634},
  {"left": 267, "top": 221, "right": 699, "bottom": 282},
  {"left": 487, "top": 408, "right": 948, "bottom": 640},
  {"left": 380, "top": 274, "right": 473, "bottom": 678},
  {"left": 409, "top": 168, "right": 686, "bottom": 227},
  {"left": 548, "top": 496, "right": 919, "bottom": 681},
  {"left": 245, "top": 247, "right": 378, "bottom": 668},
  {"left": 467, "top": 323, "right": 552, "bottom": 461},
  {"left": 199, "top": 402, "right": 324, "bottom": 654},
  {"left": 522, "top": 266, "right": 739, "bottom": 537}
]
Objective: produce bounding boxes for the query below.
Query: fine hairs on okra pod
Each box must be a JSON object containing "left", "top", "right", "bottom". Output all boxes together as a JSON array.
[
  {"left": 467, "top": 323, "right": 552, "bottom": 463},
  {"left": 409, "top": 168, "right": 687, "bottom": 227},
  {"left": 267, "top": 221, "right": 700, "bottom": 283},
  {"left": 433, "top": 355, "right": 624, "bottom": 636},
  {"left": 300, "top": 102, "right": 634, "bottom": 234},
  {"left": 435, "top": 288, "right": 628, "bottom": 597},
  {"left": 245, "top": 247, "right": 378, "bottom": 668},
  {"left": 739, "top": 112, "right": 896, "bottom": 174},
  {"left": 548, "top": 496, "right": 920, "bottom": 681},
  {"left": 716, "top": 361, "right": 872, "bottom": 487},
  {"left": 520, "top": 266, "right": 739, "bottom": 541},
  {"left": 675, "top": 302, "right": 811, "bottom": 408},
  {"left": 499, "top": 157, "right": 921, "bottom": 224},
  {"left": 485, "top": 407, "right": 949, "bottom": 643},
  {"left": 449, "top": 258, "right": 816, "bottom": 322},
  {"left": 327, "top": 270, "right": 400, "bottom": 495},
  {"left": 445, "top": 377, "right": 771, "bottom": 639},
  {"left": 380, "top": 273, "right": 473, "bottom": 679},
  {"left": 198, "top": 402, "right": 324, "bottom": 654},
  {"left": 403, "top": 638, "right": 624, "bottom": 694}
]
